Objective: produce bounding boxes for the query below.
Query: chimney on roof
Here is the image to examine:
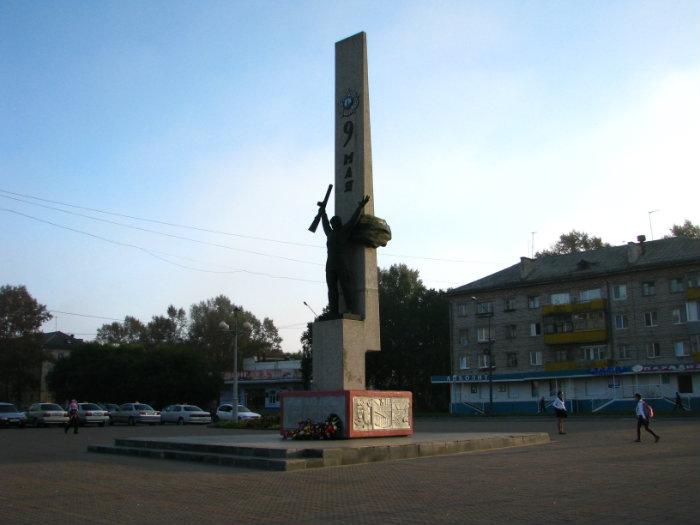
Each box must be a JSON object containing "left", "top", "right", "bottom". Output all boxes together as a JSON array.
[
  {"left": 628, "top": 235, "right": 646, "bottom": 263},
  {"left": 520, "top": 256, "right": 535, "bottom": 279}
]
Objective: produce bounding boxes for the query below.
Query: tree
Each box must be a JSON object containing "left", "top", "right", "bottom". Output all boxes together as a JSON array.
[
  {"left": 96, "top": 316, "right": 146, "bottom": 344},
  {"left": 0, "top": 285, "right": 52, "bottom": 402},
  {"left": 365, "top": 265, "right": 450, "bottom": 411},
  {"left": 47, "top": 343, "right": 221, "bottom": 408},
  {"left": 146, "top": 305, "right": 187, "bottom": 345},
  {"left": 535, "top": 230, "right": 610, "bottom": 257},
  {"left": 666, "top": 220, "right": 700, "bottom": 239}
]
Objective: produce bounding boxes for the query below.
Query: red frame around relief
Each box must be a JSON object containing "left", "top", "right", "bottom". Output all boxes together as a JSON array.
[{"left": 280, "top": 390, "right": 413, "bottom": 439}]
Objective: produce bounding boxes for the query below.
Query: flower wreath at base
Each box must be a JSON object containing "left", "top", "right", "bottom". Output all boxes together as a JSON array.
[{"left": 282, "top": 414, "right": 343, "bottom": 440}]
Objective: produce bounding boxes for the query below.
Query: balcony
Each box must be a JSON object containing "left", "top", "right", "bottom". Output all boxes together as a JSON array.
[
  {"left": 544, "top": 329, "right": 608, "bottom": 345},
  {"left": 687, "top": 288, "right": 700, "bottom": 300},
  {"left": 542, "top": 298, "right": 607, "bottom": 316}
]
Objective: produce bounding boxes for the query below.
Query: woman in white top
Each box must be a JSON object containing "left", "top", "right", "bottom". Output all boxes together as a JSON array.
[
  {"left": 552, "top": 391, "right": 567, "bottom": 435},
  {"left": 634, "top": 393, "right": 660, "bottom": 443}
]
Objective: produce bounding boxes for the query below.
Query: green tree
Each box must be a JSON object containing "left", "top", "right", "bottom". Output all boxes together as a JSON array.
[
  {"left": 666, "top": 220, "right": 700, "bottom": 239},
  {"left": 536, "top": 230, "right": 610, "bottom": 257},
  {"left": 366, "top": 265, "right": 450, "bottom": 411},
  {"left": 0, "top": 285, "right": 52, "bottom": 402},
  {"left": 47, "top": 343, "right": 221, "bottom": 408},
  {"left": 96, "top": 316, "right": 147, "bottom": 344}
]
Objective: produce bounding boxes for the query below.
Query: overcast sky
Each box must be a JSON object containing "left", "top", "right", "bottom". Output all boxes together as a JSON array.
[{"left": 2, "top": 1, "right": 699, "bottom": 352}]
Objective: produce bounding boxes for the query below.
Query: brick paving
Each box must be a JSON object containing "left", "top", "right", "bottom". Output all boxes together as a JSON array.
[{"left": 1, "top": 417, "right": 698, "bottom": 524}]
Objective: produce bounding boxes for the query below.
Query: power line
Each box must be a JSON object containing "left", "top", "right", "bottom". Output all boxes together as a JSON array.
[
  {"left": 49, "top": 310, "right": 121, "bottom": 321},
  {"left": 2, "top": 207, "right": 324, "bottom": 284},
  {"left": 1, "top": 188, "right": 501, "bottom": 265},
  {"left": 1, "top": 194, "right": 323, "bottom": 267}
]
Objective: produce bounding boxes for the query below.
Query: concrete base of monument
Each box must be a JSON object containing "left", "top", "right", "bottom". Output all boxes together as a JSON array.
[
  {"left": 279, "top": 390, "right": 413, "bottom": 439},
  {"left": 87, "top": 431, "right": 550, "bottom": 471}
]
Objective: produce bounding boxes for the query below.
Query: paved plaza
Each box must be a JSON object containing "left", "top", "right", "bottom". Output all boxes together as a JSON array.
[{"left": 1, "top": 417, "right": 698, "bottom": 524}]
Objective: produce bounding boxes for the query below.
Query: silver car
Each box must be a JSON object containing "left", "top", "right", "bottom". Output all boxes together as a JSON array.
[
  {"left": 77, "top": 403, "right": 109, "bottom": 427},
  {"left": 215, "top": 404, "right": 261, "bottom": 422},
  {"left": 0, "top": 402, "right": 27, "bottom": 428},
  {"left": 112, "top": 403, "right": 160, "bottom": 426},
  {"left": 160, "top": 404, "right": 212, "bottom": 425},
  {"left": 27, "top": 403, "right": 69, "bottom": 427}
]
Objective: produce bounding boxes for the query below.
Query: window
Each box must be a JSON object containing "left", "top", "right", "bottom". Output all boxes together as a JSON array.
[
  {"left": 672, "top": 308, "right": 687, "bottom": 324},
  {"left": 505, "top": 324, "right": 517, "bottom": 339},
  {"left": 457, "top": 303, "right": 468, "bottom": 317},
  {"left": 580, "top": 289, "right": 601, "bottom": 302},
  {"left": 528, "top": 295, "right": 540, "bottom": 309},
  {"left": 497, "top": 384, "right": 507, "bottom": 393},
  {"left": 530, "top": 351, "right": 543, "bottom": 366},
  {"left": 477, "top": 327, "right": 493, "bottom": 342},
  {"left": 674, "top": 342, "right": 688, "bottom": 357},
  {"left": 506, "top": 352, "right": 518, "bottom": 367},
  {"left": 550, "top": 292, "right": 571, "bottom": 305},
  {"left": 470, "top": 384, "right": 479, "bottom": 394},
  {"left": 614, "top": 314, "right": 628, "bottom": 329},
  {"left": 458, "top": 329, "right": 469, "bottom": 346},
  {"left": 644, "top": 311, "right": 658, "bottom": 327},
  {"left": 504, "top": 297, "right": 516, "bottom": 311},
  {"left": 617, "top": 344, "right": 631, "bottom": 359},
  {"left": 646, "top": 342, "right": 661, "bottom": 358},
  {"left": 642, "top": 281, "right": 655, "bottom": 296},
  {"left": 582, "top": 345, "right": 606, "bottom": 361},
  {"left": 554, "top": 350, "right": 568, "bottom": 362},
  {"left": 459, "top": 355, "right": 469, "bottom": 370},
  {"left": 691, "top": 335, "right": 700, "bottom": 354},
  {"left": 670, "top": 278, "right": 684, "bottom": 293},
  {"left": 478, "top": 353, "right": 492, "bottom": 369},
  {"left": 688, "top": 274, "right": 700, "bottom": 289},
  {"left": 530, "top": 322, "right": 541, "bottom": 336},
  {"left": 686, "top": 301, "right": 700, "bottom": 322},
  {"left": 612, "top": 284, "right": 627, "bottom": 300},
  {"left": 476, "top": 302, "right": 493, "bottom": 315}
]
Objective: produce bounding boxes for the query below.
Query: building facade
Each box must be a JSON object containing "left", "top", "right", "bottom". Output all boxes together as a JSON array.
[
  {"left": 221, "top": 356, "right": 303, "bottom": 411},
  {"left": 432, "top": 237, "right": 700, "bottom": 414}
]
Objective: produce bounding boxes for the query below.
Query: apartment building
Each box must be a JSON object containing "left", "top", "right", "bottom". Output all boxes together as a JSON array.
[{"left": 432, "top": 236, "right": 700, "bottom": 414}]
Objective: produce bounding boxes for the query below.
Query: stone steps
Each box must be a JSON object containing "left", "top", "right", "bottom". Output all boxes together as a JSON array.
[{"left": 88, "top": 432, "right": 549, "bottom": 471}]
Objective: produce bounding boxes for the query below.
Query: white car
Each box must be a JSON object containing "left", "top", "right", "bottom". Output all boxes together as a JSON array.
[
  {"left": 27, "top": 403, "right": 69, "bottom": 427},
  {"left": 111, "top": 403, "right": 160, "bottom": 426},
  {"left": 160, "top": 404, "right": 212, "bottom": 425},
  {"left": 216, "top": 404, "right": 261, "bottom": 422},
  {"left": 77, "top": 403, "right": 109, "bottom": 426}
]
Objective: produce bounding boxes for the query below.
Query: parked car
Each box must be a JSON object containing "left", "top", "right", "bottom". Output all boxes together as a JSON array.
[
  {"left": 215, "top": 404, "right": 261, "bottom": 422},
  {"left": 0, "top": 402, "right": 27, "bottom": 428},
  {"left": 27, "top": 403, "right": 69, "bottom": 427},
  {"left": 160, "top": 404, "right": 212, "bottom": 425},
  {"left": 111, "top": 403, "right": 160, "bottom": 426},
  {"left": 97, "top": 403, "right": 121, "bottom": 425},
  {"left": 77, "top": 403, "right": 109, "bottom": 426}
]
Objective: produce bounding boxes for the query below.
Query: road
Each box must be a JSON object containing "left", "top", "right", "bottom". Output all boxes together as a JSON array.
[{"left": 1, "top": 417, "right": 698, "bottom": 524}]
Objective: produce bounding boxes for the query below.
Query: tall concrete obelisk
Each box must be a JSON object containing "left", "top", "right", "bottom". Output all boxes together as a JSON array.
[{"left": 280, "top": 32, "right": 412, "bottom": 439}]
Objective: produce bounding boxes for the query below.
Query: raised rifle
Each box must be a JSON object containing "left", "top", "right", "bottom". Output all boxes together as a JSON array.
[{"left": 308, "top": 184, "right": 333, "bottom": 232}]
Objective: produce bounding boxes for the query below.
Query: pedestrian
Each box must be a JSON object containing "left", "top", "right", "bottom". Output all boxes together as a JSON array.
[
  {"left": 552, "top": 391, "right": 567, "bottom": 435},
  {"left": 673, "top": 392, "right": 684, "bottom": 412},
  {"left": 634, "top": 393, "right": 659, "bottom": 443},
  {"left": 538, "top": 396, "right": 546, "bottom": 414},
  {"left": 64, "top": 399, "right": 79, "bottom": 434}
]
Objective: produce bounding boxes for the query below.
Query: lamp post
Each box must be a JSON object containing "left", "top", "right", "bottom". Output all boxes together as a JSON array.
[
  {"left": 303, "top": 301, "right": 318, "bottom": 318},
  {"left": 219, "top": 311, "right": 251, "bottom": 423}
]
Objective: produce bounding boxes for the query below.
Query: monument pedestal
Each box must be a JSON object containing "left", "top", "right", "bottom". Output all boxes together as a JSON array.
[{"left": 280, "top": 390, "right": 413, "bottom": 439}]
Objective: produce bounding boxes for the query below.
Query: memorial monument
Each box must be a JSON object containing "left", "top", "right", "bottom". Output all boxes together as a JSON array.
[{"left": 280, "top": 32, "right": 413, "bottom": 439}]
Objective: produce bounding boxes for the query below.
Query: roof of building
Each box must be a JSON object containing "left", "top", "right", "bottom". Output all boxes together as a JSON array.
[
  {"left": 451, "top": 236, "right": 700, "bottom": 295},
  {"left": 42, "top": 331, "right": 84, "bottom": 350}
]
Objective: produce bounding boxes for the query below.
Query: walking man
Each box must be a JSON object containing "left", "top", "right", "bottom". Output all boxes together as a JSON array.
[{"left": 634, "top": 393, "right": 659, "bottom": 443}]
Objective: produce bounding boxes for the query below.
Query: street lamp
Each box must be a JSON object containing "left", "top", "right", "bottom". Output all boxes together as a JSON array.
[
  {"left": 303, "top": 301, "right": 318, "bottom": 318},
  {"left": 472, "top": 296, "right": 494, "bottom": 416},
  {"left": 219, "top": 311, "right": 251, "bottom": 423}
]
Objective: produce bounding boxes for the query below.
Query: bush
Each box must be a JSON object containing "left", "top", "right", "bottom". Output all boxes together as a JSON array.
[{"left": 214, "top": 414, "right": 280, "bottom": 430}]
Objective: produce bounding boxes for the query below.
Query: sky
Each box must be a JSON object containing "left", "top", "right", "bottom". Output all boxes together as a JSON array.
[{"left": 1, "top": 1, "right": 699, "bottom": 352}]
